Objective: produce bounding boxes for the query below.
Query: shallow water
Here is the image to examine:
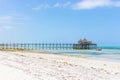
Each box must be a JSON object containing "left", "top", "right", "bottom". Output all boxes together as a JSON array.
[{"left": 40, "top": 49, "right": 120, "bottom": 62}]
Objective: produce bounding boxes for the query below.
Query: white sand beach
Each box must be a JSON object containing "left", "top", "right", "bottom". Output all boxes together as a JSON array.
[{"left": 0, "top": 51, "right": 120, "bottom": 80}]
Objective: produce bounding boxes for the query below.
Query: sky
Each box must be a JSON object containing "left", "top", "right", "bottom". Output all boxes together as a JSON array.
[{"left": 0, "top": 0, "right": 120, "bottom": 46}]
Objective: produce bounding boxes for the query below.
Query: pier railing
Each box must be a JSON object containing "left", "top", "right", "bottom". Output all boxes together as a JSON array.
[
  {"left": 0, "top": 43, "right": 97, "bottom": 50},
  {"left": 0, "top": 43, "right": 74, "bottom": 50}
]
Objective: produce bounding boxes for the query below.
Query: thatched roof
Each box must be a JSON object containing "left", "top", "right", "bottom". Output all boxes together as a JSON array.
[{"left": 78, "top": 38, "right": 92, "bottom": 44}]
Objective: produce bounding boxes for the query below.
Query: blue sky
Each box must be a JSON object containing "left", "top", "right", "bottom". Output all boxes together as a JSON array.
[{"left": 0, "top": 0, "right": 120, "bottom": 46}]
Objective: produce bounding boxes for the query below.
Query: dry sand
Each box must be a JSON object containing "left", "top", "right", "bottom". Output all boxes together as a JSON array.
[{"left": 0, "top": 51, "right": 120, "bottom": 80}]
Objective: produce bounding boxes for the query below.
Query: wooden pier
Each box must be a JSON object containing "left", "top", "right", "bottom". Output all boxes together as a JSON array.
[
  {"left": 0, "top": 43, "right": 97, "bottom": 50},
  {"left": 0, "top": 43, "right": 74, "bottom": 50},
  {"left": 0, "top": 39, "right": 97, "bottom": 50}
]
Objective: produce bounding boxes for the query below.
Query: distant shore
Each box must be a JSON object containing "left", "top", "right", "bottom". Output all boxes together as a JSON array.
[{"left": 0, "top": 50, "right": 120, "bottom": 80}]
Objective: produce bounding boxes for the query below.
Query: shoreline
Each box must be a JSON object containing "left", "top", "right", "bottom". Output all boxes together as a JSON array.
[
  {"left": 1, "top": 48, "right": 120, "bottom": 63},
  {"left": 0, "top": 50, "right": 120, "bottom": 80}
]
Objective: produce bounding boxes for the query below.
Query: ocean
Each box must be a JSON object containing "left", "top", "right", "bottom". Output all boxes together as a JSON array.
[
  {"left": 1, "top": 44, "right": 120, "bottom": 62},
  {"left": 40, "top": 46, "right": 120, "bottom": 62}
]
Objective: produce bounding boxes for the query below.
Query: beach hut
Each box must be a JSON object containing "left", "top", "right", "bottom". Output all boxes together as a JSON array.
[{"left": 73, "top": 38, "right": 97, "bottom": 49}]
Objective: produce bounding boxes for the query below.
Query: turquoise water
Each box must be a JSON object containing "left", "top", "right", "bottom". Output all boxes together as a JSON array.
[
  {"left": 5, "top": 45, "right": 120, "bottom": 62},
  {"left": 99, "top": 46, "right": 120, "bottom": 49},
  {"left": 40, "top": 46, "right": 120, "bottom": 62}
]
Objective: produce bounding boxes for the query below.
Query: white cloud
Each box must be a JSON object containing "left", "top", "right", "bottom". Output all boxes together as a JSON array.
[
  {"left": 0, "top": 15, "right": 27, "bottom": 25},
  {"left": 31, "top": 0, "right": 120, "bottom": 10},
  {"left": 53, "top": 3, "right": 61, "bottom": 8},
  {"left": 1, "top": 26, "right": 13, "bottom": 30},
  {"left": 72, "top": 0, "right": 120, "bottom": 10},
  {"left": 0, "top": 14, "right": 27, "bottom": 31},
  {"left": 63, "top": 1, "right": 71, "bottom": 7},
  {"left": 0, "top": 25, "right": 14, "bottom": 31},
  {"left": 0, "top": 16, "right": 12, "bottom": 20},
  {"left": 53, "top": 2, "right": 71, "bottom": 8},
  {"left": 0, "top": 16, "right": 13, "bottom": 23},
  {"left": 32, "top": 4, "right": 50, "bottom": 10},
  {"left": 114, "top": 1, "right": 120, "bottom": 7},
  {"left": 32, "top": 1, "right": 71, "bottom": 10}
]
